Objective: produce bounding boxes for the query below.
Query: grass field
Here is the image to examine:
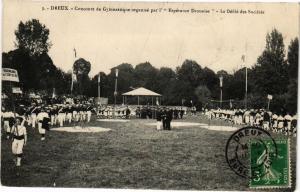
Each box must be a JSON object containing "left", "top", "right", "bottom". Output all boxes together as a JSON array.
[{"left": 1, "top": 115, "right": 296, "bottom": 190}]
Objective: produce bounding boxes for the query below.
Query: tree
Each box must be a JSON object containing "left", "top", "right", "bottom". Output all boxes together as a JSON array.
[
  {"left": 176, "top": 60, "right": 203, "bottom": 87},
  {"left": 53, "top": 69, "right": 72, "bottom": 95},
  {"left": 202, "top": 67, "right": 219, "bottom": 98},
  {"left": 156, "top": 67, "right": 176, "bottom": 93},
  {"left": 252, "top": 29, "right": 288, "bottom": 95},
  {"left": 285, "top": 38, "right": 299, "bottom": 114},
  {"left": 113, "top": 63, "right": 135, "bottom": 93},
  {"left": 2, "top": 49, "right": 59, "bottom": 93},
  {"left": 227, "top": 68, "right": 247, "bottom": 100},
  {"left": 73, "top": 58, "right": 91, "bottom": 95},
  {"left": 2, "top": 19, "right": 66, "bottom": 94},
  {"left": 15, "top": 19, "right": 52, "bottom": 56},
  {"left": 107, "top": 63, "right": 135, "bottom": 103},
  {"left": 134, "top": 62, "right": 158, "bottom": 90},
  {"left": 163, "top": 79, "right": 195, "bottom": 106},
  {"left": 194, "top": 85, "right": 211, "bottom": 108},
  {"left": 287, "top": 38, "right": 299, "bottom": 79}
]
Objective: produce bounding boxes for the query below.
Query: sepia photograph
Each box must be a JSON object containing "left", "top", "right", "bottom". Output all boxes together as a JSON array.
[{"left": 1, "top": 0, "right": 299, "bottom": 191}]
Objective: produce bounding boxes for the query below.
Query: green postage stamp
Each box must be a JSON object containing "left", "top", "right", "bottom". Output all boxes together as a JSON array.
[{"left": 250, "top": 138, "right": 290, "bottom": 188}]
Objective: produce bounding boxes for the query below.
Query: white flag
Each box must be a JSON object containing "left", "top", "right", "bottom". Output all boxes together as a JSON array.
[
  {"left": 219, "top": 76, "right": 223, "bottom": 88},
  {"left": 116, "top": 69, "right": 119, "bottom": 77}
]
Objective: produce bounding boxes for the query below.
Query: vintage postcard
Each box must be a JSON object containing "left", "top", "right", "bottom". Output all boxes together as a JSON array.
[{"left": 1, "top": 0, "right": 298, "bottom": 191}]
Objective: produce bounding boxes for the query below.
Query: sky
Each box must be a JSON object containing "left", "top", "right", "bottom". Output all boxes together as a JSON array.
[{"left": 3, "top": 1, "right": 299, "bottom": 77}]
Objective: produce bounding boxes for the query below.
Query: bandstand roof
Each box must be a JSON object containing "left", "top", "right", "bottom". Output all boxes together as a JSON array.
[{"left": 122, "top": 87, "right": 161, "bottom": 96}]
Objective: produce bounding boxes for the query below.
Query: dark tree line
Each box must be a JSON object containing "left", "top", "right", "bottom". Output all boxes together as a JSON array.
[{"left": 2, "top": 19, "right": 299, "bottom": 114}]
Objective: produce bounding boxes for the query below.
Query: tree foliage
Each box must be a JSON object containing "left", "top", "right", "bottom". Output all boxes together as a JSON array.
[
  {"left": 15, "top": 19, "right": 52, "bottom": 56},
  {"left": 73, "top": 58, "right": 91, "bottom": 95},
  {"left": 194, "top": 85, "right": 211, "bottom": 108},
  {"left": 287, "top": 38, "right": 299, "bottom": 79},
  {"left": 73, "top": 58, "right": 91, "bottom": 76},
  {"left": 252, "top": 29, "right": 288, "bottom": 95},
  {"left": 176, "top": 60, "right": 203, "bottom": 87}
]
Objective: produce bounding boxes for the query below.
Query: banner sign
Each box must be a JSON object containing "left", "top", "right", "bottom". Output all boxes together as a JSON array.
[
  {"left": 2, "top": 68, "right": 19, "bottom": 82},
  {"left": 12, "top": 87, "right": 22, "bottom": 94}
]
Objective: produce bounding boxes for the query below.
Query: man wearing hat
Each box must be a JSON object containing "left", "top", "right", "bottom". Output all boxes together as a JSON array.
[
  {"left": 272, "top": 112, "right": 278, "bottom": 132},
  {"left": 11, "top": 117, "right": 27, "bottom": 166},
  {"left": 86, "top": 104, "right": 93, "bottom": 122},
  {"left": 161, "top": 107, "right": 167, "bottom": 130},
  {"left": 37, "top": 107, "right": 49, "bottom": 140},
  {"left": 82, "top": 104, "right": 87, "bottom": 122},
  {"left": 180, "top": 107, "right": 184, "bottom": 119},
  {"left": 125, "top": 106, "right": 131, "bottom": 119},
  {"left": 50, "top": 105, "right": 58, "bottom": 126},
  {"left": 28, "top": 103, "right": 38, "bottom": 128},
  {"left": 66, "top": 105, "right": 73, "bottom": 124},
  {"left": 165, "top": 107, "right": 173, "bottom": 130},
  {"left": 2, "top": 107, "right": 14, "bottom": 139},
  {"left": 156, "top": 107, "right": 162, "bottom": 130},
  {"left": 262, "top": 110, "right": 271, "bottom": 130},
  {"left": 243, "top": 109, "right": 251, "bottom": 125},
  {"left": 284, "top": 112, "right": 293, "bottom": 135},
  {"left": 58, "top": 105, "right": 66, "bottom": 126}
]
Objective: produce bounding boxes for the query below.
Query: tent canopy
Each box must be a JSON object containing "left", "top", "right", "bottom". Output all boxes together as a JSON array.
[{"left": 122, "top": 87, "right": 161, "bottom": 96}]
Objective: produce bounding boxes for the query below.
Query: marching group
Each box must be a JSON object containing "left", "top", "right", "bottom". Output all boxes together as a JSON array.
[
  {"left": 2, "top": 100, "right": 188, "bottom": 166},
  {"left": 5, "top": 101, "right": 296, "bottom": 168},
  {"left": 1, "top": 102, "right": 96, "bottom": 166},
  {"left": 205, "top": 108, "right": 297, "bottom": 136}
]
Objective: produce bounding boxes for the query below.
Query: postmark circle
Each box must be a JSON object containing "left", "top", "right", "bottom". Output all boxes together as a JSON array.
[{"left": 225, "top": 126, "right": 278, "bottom": 178}]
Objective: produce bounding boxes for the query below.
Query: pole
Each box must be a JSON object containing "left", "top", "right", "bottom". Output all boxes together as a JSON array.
[
  {"left": 98, "top": 72, "right": 100, "bottom": 105},
  {"left": 220, "top": 87, "right": 222, "bottom": 108},
  {"left": 244, "top": 43, "right": 248, "bottom": 109},
  {"left": 219, "top": 76, "right": 223, "bottom": 109},
  {"left": 71, "top": 48, "right": 77, "bottom": 95},
  {"left": 71, "top": 75, "right": 73, "bottom": 95},
  {"left": 267, "top": 99, "right": 270, "bottom": 110},
  {"left": 245, "top": 67, "right": 248, "bottom": 109},
  {"left": 113, "top": 69, "right": 118, "bottom": 118}
]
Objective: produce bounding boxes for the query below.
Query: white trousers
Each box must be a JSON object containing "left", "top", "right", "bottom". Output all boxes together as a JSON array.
[
  {"left": 66, "top": 113, "right": 72, "bottom": 123},
  {"left": 31, "top": 114, "right": 37, "bottom": 128},
  {"left": 38, "top": 122, "right": 46, "bottom": 134},
  {"left": 245, "top": 116, "right": 250, "bottom": 124},
  {"left": 58, "top": 113, "right": 65, "bottom": 127},
  {"left": 87, "top": 111, "right": 91, "bottom": 122},
  {"left": 51, "top": 115, "right": 58, "bottom": 126},
  {"left": 263, "top": 121, "right": 270, "bottom": 130},
  {"left": 4, "top": 121, "right": 10, "bottom": 132},
  {"left": 12, "top": 139, "right": 24, "bottom": 154},
  {"left": 157, "top": 121, "right": 162, "bottom": 130}
]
